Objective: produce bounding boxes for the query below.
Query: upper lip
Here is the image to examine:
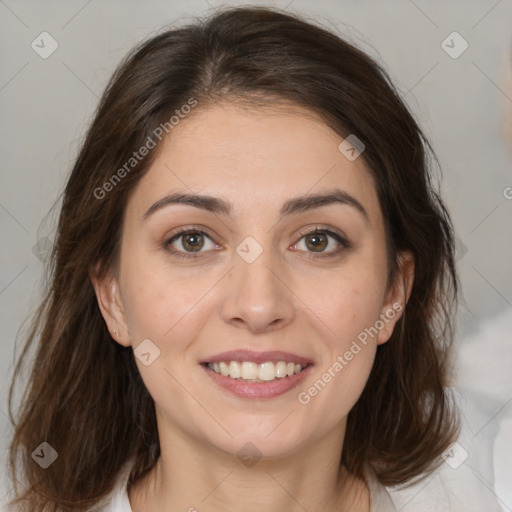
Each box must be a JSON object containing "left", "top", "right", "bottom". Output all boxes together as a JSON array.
[{"left": 200, "top": 349, "right": 314, "bottom": 365}]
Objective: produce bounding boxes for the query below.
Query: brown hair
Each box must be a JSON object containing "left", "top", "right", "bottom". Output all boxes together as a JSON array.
[{"left": 7, "top": 6, "right": 459, "bottom": 510}]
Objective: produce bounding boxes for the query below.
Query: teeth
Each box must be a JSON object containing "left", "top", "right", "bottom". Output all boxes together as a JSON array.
[
  {"left": 219, "top": 361, "right": 229, "bottom": 377},
  {"left": 229, "top": 361, "right": 241, "bottom": 378},
  {"left": 258, "top": 362, "right": 275, "bottom": 381},
  {"left": 207, "top": 360, "right": 308, "bottom": 381},
  {"left": 275, "top": 361, "right": 287, "bottom": 378},
  {"left": 241, "top": 362, "right": 258, "bottom": 379}
]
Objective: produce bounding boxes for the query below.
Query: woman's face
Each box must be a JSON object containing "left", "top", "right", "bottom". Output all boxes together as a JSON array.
[{"left": 94, "top": 101, "right": 411, "bottom": 459}]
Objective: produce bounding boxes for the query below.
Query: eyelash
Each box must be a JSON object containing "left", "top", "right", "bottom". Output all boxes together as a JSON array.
[{"left": 163, "top": 226, "right": 350, "bottom": 260}]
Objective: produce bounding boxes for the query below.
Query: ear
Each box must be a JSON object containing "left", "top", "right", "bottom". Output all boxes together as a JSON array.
[
  {"left": 89, "top": 265, "right": 131, "bottom": 347},
  {"left": 376, "top": 250, "right": 415, "bottom": 345}
]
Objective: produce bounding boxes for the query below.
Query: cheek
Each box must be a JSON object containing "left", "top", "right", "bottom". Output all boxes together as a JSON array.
[
  {"left": 293, "top": 265, "right": 385, "bottom": 420},
  {"left": 297, "top": 316, "right": 378, "bottom": 430},
  {"left": 302, "top": 262, "right": 386, "bottom": 347},
  {"left": 119, "top": 260, "right": 217, "bottom": 414},
  {"left": 120, "top": 256, "right": 215, "bottom": 346}
]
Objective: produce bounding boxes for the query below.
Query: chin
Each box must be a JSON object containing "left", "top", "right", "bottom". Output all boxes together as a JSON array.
[{"left": 202, "top": 419, "right": 309, "bottom": 461}]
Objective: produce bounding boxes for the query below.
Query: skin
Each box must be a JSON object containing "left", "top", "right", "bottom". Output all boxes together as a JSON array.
[{"left": 91, "top": 101, "right": 414, "bottom": 512}]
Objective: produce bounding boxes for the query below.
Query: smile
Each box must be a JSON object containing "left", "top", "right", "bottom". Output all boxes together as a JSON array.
[{"left": 201, "top": 361, "right": 313, "bottom": 399}]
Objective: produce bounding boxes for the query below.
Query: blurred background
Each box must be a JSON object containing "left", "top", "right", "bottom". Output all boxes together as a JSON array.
[{"left": 1, "top": 0, "right": 511, "bottom": 510}]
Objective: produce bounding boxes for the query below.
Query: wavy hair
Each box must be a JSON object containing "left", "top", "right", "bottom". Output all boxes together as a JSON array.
[{"left": 7, "top": 6, "right": 459, "bottom": 510}]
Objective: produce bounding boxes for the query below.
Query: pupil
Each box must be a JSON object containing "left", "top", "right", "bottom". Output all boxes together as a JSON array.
[
  {"left": 185, "top": 233, "right": 203, "bottom": 251},
  {"left": 308, "top": 233, "right": 326, "bottom": 251}
]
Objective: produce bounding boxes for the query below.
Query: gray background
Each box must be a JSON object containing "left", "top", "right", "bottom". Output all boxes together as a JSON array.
[{"left": 1, "top": 0, "right": 511, "bottom": 509}]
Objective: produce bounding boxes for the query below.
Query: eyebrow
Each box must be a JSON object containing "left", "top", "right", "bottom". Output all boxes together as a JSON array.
[{"left": 143, "top": 188, "right": 369, "bottom": 223}]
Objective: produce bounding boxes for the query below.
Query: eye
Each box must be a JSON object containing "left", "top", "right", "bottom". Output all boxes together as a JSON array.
[
  {"left": 292, "top": 227, "right": 349, "bottom": 258},
  {"left": 164, "top": 228, "right": 219, "bottom": 258}
]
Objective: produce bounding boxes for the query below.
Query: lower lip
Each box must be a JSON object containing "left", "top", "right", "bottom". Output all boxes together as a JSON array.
[{"left": 201, "top": 364, "right": 314, "bottom": 399}]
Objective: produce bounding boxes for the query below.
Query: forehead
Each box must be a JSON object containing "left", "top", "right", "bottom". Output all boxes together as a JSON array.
[{"left": 127, "top": 101, "right": 381, "bottom": 223}]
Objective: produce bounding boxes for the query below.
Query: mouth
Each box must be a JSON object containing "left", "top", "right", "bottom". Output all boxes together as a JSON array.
[{"left": 199, "top": 350, "right": 314, "bottom": 399}]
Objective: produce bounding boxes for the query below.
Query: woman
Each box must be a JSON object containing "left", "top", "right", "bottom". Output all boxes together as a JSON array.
[{"left": 6, "top": 6, "right": 459, "bottom": 511}]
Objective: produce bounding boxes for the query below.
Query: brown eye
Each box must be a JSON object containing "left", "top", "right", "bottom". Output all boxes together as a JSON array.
[
  {"left": 181, "top": 232, "right": 205, "bottom": 252},
  {"left": 164, "top": 229, "right": 217, "bottom": 257},
  {"left": 293, "top": 228, "right": 349, "bottom": 258},
  {"left": 304, "top": 232, "right": 328, "bottom": 252}
]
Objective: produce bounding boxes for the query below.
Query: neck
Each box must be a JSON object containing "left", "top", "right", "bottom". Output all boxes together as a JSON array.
[{"left": 128, "top": 420, "right": 369, "bottom": 512}]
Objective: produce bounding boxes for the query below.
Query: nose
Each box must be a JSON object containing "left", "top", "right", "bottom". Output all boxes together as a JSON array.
[{"left": 221, "top": 248, "right": 295, "bottom": 334}]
